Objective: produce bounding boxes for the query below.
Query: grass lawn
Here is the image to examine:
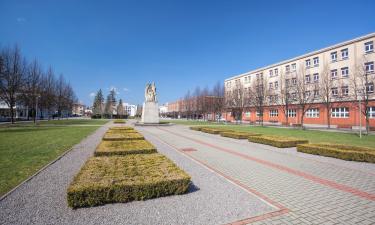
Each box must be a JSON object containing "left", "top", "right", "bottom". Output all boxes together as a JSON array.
[
  {"left": 164, "top": 120, "right": 375, "bottom": 149},
  {"left": 0, "top": 119, "right": 108, "bottom": 196}
]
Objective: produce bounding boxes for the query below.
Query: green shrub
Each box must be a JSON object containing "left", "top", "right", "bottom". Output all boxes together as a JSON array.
[
  {"left": 248, "top": 135, "right": 308, "bottom": 148},
  {"left": 190, "top": 126, "right": 204, "bottom": 131},
  {"left": 297, "top": 143, "right": 375, "bottom": 163},
  {"left": 67, "top": 154, "right": 191, "bottom": 208},
  {"left": 113, "top": 119, "right": 126, "bottom": 124},
  {"left": 109, "top": 126, "right": 134, "bottom": 131},
  {"left": 107, "top": 129, "right": 138, "bottom": 134},
  {"left": 220, "top": 131, "right": 261, "bottom": 139},
  {"left": 95, "top": 140, "right": 157, "bottom": 156},
  {"left": 103, "top": 132, "right": 144, "bottom": 141}
]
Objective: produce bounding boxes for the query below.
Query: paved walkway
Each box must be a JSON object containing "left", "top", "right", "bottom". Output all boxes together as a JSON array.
[
  {"left": 137, "top": 125, "right": 375, "bottom": 225},
  {"left": 1, "top": 122, "right": 282, "bottom": 225}
]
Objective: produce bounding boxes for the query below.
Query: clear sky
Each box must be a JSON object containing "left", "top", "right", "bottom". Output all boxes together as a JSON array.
[{"left": 1, "top": 0, "right": 374, "bottom": 106}]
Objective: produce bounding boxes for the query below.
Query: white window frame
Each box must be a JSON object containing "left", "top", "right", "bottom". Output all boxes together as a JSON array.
[
  {"left": 305, "top": 74, "right": 311, "bottom": 83},
  {"left": 313, "top": 57, "right": 319, "bottom": 66},
  {"left": 274, "top": 68, "right": 278, "bottom": 76},
  {"left": 269, "top": 109, "right": 278, "bottom": 117},
  {"left": 331, "top": 87, "right": 338, "bottom": 96},
  {"left": 292, "top": 78, "right": 297, "bottom": 85},
  {"left": 306, "top": 108, "right": 319, "bottom": 118},
  {"left": 287, "top": 109, "right": 297, "bottom": 118},
  {"left": 269, "top": 70, "right": 273, "bottom": 77},
  {"left": 341, "top": 86, "right": 349, "bottom": 96},
  {"left": 341, "top": 48, "right": 349, "bottom": 59},
  {"left": 331, "top": 107, "right": 349, "bottom": 118},
  {"left": 331, "top": 51, "right": 337, "bottom": 62},
  {"left": 368, "top": 107, "right": 375, "bottom": 118},
  {"left": 366, "top": 83, "right": 374, "bottom": 93},
  {"left": 274, "top": 81, "right": 279, "bottom": 89},
  {"left": 365, "top": 62, "right": 374, "bottom": 73},
  {"left": 286, "top": 65, "right": 290, "bottom": 73},
  {"left": 306, "top": 59, "right": 311, "bottom": 67},
  {"left": 365, "top": 41, "right": 374, "bottom": 53},
  {"left": 313, "top": 73, "right": 319, "bottom": 82},
  {"left": 341, "top": 67, "right": 349, "bottom": 77},
  {"left": 291, "top": 63, "right": 296, "bottom": 71},
  {"left": 331, "top": 69, "right": 337, "bottom": 79},
  {"left": 269, "top": 82, "right": 273, "bottom": 90}
]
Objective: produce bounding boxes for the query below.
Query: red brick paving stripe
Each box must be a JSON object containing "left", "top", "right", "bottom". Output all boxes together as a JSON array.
[
  {"left": 143, "top": 129, "right": 290, "bottom": 224},
  {"left": 159, "top": 127, "right": 375, "bottom": 202}
]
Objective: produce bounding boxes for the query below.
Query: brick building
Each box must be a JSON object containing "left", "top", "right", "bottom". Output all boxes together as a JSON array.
[{"left": 224, "top": 33, "right": 375, "bottom": 129}]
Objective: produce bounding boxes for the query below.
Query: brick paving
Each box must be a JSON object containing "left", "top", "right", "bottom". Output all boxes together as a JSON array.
[{"left": 137, "top": 125, "right": 375, "bottom": 225}]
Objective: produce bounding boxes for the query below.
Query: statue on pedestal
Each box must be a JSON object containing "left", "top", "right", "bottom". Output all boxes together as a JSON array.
[
  {"left": 144, "top": 82, "right": 157, "bottom": 102},
  {"left": 141, "top": 82, "right": 159, "bottom": 124}
]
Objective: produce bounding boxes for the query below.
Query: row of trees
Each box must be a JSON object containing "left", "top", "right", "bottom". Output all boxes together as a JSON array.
[
  {"left": 176, "top": 81, "right": 224, "bottom": 121},
  {"left": 92, "top": 88, "right": 126, "bottom": 118},
  {"left": 0, "top": 45, "right": 76, "bottom": 123},
  {"left": 225, "top": 57, "right": 374, "bottom": 133}
]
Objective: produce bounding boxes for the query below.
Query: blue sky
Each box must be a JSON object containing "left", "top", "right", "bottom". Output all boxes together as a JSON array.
[{"left": 1, "top": 0, "right": 374, "bottom": 106}]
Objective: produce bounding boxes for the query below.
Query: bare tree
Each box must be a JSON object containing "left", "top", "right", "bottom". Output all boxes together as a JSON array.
[
  {"left": 248, "top": 73, "right": 268, "bottom": 126},
  {"left": 227, "top": 79, "right": 246, "bottom": 123},
  {"left": 320, "top": 64, "right": 335, "bottom": 128},
  {"left": 117, "top": 99, "right": 125, "bottom": 118},
  {"left": 21, "top": 59, "right": 42, "bottom": 122},
  {"left": 211, "top": 81, "right": 224, "bottom": 121},
  {"left": 40, "top": 67, "right": 56, "bottom": 119},
  {"left": 0, "top": 45, "right": 26, "bottom": 123},
  {"left": 184, "top": 90, "right": 192, "bottom": 119},
  {"left": 350, "top": 56, "right": 375, "bottom": 134},
  {"left": 294, "top": 64, "right": 316, "bottom": 127},
  {"left": 278, "top": 68, "right": 292, "bottom": 126}
]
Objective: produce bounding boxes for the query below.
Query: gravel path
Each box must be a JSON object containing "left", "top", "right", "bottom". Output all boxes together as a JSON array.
[{"left": 0, "top": 122, "right": 275, "bottom": 225}]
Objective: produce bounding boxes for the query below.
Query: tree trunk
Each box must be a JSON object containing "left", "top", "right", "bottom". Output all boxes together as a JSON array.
[
  {"left": 10, "top": 103, "right": 15, "bottom": 124},
  {"left": 326, "top": 103, "right": 330, "bottom": 129}
]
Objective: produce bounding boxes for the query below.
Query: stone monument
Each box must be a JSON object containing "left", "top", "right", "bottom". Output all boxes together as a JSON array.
[{"left": 141, "top": 82, "right": 159, "bottom": 124}]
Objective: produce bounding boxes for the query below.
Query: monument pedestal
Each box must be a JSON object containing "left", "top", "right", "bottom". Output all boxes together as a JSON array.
[{"left": 141, "top": 102, "right": 159, "bottom": 124}]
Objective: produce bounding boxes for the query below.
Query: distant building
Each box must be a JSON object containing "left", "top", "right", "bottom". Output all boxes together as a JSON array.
[
  {"left": 122, "top": 103, "right": 137, "bottom": 117},
  {"left": 72, "top": 102, "right": 85, "bottom": 116},
  {"left": 159, "top": 103, "right": 168, "bottom": 117}
]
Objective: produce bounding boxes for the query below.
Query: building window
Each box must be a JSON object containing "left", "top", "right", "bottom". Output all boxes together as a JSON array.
[
  {"left": 306, "top": 59, "right": 311, "bottom": 68},
  {"left": 314, "top": 90, "right": 319, "bottom": 98},
  {"left": 305, "top": 74, "right": 311, "bottom": 83},
  {"left": 292, "top": 78, "right": 297, "bottom": 86},
  {"left": 366, "top": 82, "right": 374, "bottom": 93},
  {"left": 286, "top": 65, "right": 290, "bottom": 73},
  {"left": 331, "top": 107, "right": 349, "bottom": 118},
  {"left": 331, "top": 69, "right": 337, "bottom": 79},
  {"left": 341, "top": 86, "right": 349, "bottom": 96},
  {"left": 331, "top": 51, "right": 337, "bottom": 62},
  {"left": 244, "top": 77, "right": 248, "bottom": 83},
  {"left": 341, "top": 48, "right": 349, "bottom": 59},
  {"left": 274, "top": 95, "right": 279, "bottom": 102},
  {"left": 365, "top": 62, "right": 374, "bottom": 73},
  {"left": 245, "top": 111, "right": 251, "bottom": 117},
  {"left": 274, "top": 68, "right": 278, "bottom": 76},
  {"left": 269, "top": 70, "right": 273, "bottom": 77},
  {"left": 256, "top": 111, "right": 262, "bottom": 117},
  {"left": 274, "top": 81, "right": 279, "bottom": 89},
  {"left": 269, "top": 109, "right": 278, "bottom": 117},
  {"left": 313, "top": 73, "right": 319, "bottom": 82},
  {"left": 306, "top": 108, "right": 319, "bottom": 118},
  {"left": 291, "top": 92, "right": 296, "bottom": 100},
  {"left": 331, "top": 87, "right": 338, "bottom": 96},
  {"left": 269, "top": 82, "right": 273, "bottom": 90},
  {"left": 292, "top": 63, "right": 296, "bottom": 71},
  {"left": 368, "top": 107, "right": 375, "bottom": 118},
  {"left": 305, "top": 91, "right": 311, "bottom": 98},
  {"left": 287, "top": 109, "right": 297, "bottom": 118},
  {"left": 365, "top": 41, "right": 374, "bottom": 53},
  {"left": 285, "top": 79, "right": 290, "bottom": 87},
  {"left": 313, "top": 57, "right": 319, "bottom": 66},
  {"left": 341, "top": 67, "right": 349, "bottom": 77}
]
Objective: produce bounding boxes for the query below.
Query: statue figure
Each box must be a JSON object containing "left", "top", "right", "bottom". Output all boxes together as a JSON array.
[{"left": 144, "top": 82, "right": 157, "bottom": 102}]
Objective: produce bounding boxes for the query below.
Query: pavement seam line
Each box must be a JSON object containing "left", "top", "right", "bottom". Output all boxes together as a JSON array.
[
  {"left": 139, "top": 128, "right": 290, "bottom": 225},
  {"left": 159, "top": 127, "right": 375, "bottom": 202}
]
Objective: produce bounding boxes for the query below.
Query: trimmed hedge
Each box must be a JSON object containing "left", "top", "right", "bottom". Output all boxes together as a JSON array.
[
  {"left": 190, "top": 126, "right": 204, "bottom": 131},
  {"left": 220, "top": 131, "right": 262, "bottom": 139},
  {"left": 107, "top": 129, "right": 138, "bottom": 134},
  {"left": 109, "top": 126, "right": 134, "bottom": 131},
  {"left": 113, "top": 119, "right": 126, "bottom": 124},
  {"left": 248, "top": 135, "right": 308, "bottom": 148},
  {"left": 67, "top": 154, "right": 191, "bottom": 208},
  {"left": 95, "top": 140, "right": 157, "bottom": 156},
  {"left": 103, "top": 132, "right": 144, "bottom": 141},
  {"left": 297, "top": 143, "right": 375, "bottom": 163}
]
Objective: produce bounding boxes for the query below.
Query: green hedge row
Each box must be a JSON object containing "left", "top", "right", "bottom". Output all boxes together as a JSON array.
[
  {"left": 95, "top": 140, "right": 157, "bottom": 156},
  {"left": 297, "top": 143, "right": 375, "bottom": 163},
  {"left": 109, "top": 126, "right": 134, "bottom": 131},
  {"left": 220, "top": 131, "right": 262, "bottom": 139},
  {"left": 67, "top": 154, "right": 191, "bottom": 208},
  {"left": 102, "top": 132, "right": 144, "bottom": 141},
  {"left": 113, "top": 119, "right": 126, "bottom": 124},
  {"left": 248, "top": 135, "right": 308, "bottom": 148}
]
